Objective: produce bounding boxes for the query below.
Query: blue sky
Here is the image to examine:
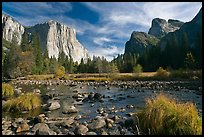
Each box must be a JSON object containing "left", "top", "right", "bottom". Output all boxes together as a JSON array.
[{"left": 2, "top": 2, "right": 202, "bottom": 61}]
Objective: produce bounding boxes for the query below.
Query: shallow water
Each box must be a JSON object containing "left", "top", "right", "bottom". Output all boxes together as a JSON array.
[{"left": 3, "top": 82, "right": 202, "bottom": 121}]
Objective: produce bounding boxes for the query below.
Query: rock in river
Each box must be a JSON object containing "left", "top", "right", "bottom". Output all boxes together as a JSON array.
[
  {"left": 16, "top": 122, "right": 30, "bottom": 133},
  {"left": 62, "top": 106, "right": 78, "bottom": 114},
  {"left": 46, "top": 101, "right": 61, "bottom": 111},
  {"left": 74, "top": 124, "right": 89, "bottom": 135},
  {"left": 88, "top": 117, "right": 106, "bottom": 130},
  {"left": 32, "top": 123, "right": 56, "bottom": 135}
]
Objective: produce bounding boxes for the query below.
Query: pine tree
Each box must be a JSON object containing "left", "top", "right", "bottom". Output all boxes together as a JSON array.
[
  {"left": 32, "top": 33, "right": 43, "bottom": 74},
  {"left": 58, "top": 51, "right": 65, "bottom": 66},
  {"left": 42, "top": 49, "right": 50, "bottom": 74},
  {"left": 184, "top": 52, "right": 196, "bottom": 70}
]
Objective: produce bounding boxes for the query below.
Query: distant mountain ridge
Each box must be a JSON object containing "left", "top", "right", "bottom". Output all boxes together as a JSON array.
[{"left": 124, "top": 8, "right": 202, "bottom": 56}]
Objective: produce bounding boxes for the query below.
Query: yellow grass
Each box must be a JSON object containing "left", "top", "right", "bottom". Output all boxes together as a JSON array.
[
  {"left": 23, "top": 70, "right": 201, "bottom": 81},
  {"left": 132, "top": 94, "right": 202, "bottom": 135},
  {"left": 3, "top": 92, "right": 41, "bottom": 112},
  {"left": 2, "top": 83, "right": 14, "bottom": 97}
]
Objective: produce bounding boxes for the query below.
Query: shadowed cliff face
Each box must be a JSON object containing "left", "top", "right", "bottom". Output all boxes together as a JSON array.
[
  {"left": 159, "top": 8, "right": 202, "bottom": 50},
  {"left": 2, "top": 14, "right": 89, "bottom": 63},
  {"left": 124, "top": 8, "right": 202, "bottom": 56},
  {"left": 124, "top": 31, "right": 159, "bottom": 55}
]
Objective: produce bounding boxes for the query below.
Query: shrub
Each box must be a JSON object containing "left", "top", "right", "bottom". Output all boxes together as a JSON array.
[
  {"left": 2, "top": 83, "right": 14, "bottom": 97},
  {"left": 132, "top": 94, "right": 202, "bottom": 135},
  {"left": 169, "top": 69, "right": 202, "bottom": 80},
  {"left": 55, "top": 66, "right": 65, "bottom": 78},
  {"left": 3, "top": 92, "right": 41, "bottom": 112},
  {"left": 156, "top": 67, "right": 169, "bottom": 78},
  {"left": 133, "top": 64, "right": 143, "bottom": 73}
]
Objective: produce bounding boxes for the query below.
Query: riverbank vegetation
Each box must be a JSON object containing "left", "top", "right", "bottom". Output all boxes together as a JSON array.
[
  {"left": 133, "top": 94, "right": 202, "bottom": 135},
  {"left": 3, "top": 93, "right": 41, "bottom": 112},
  {"left": 2, "top": 83, "right": 14, "bottom": 97},
  {"left": 2, "top": 33, "right": 201, "bottom": 81},
  {"left": 13, "top": 69, "right": 201, "bottom": 82}
]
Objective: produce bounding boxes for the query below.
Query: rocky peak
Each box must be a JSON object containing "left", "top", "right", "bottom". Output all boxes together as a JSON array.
[
  {"left": 124, "top": 31, "right": 159, "bottom": 55},
  {"left": 148, "top": 18, "right": 184, "bottom": 38},
  {"left": 2, "top": 13, "right": 89, "bottom": 62},
  {"left": 168, "top": 19, "right": 184, "bottom": 28},
  {"left": 27, "top": 20, "right": 89, "bottom": 62},
  {"left": 2, "top": 13, "right": 24, "bottom": 45}
]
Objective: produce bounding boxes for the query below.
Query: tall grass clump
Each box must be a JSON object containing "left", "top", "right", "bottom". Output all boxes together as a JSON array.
[
  {"left": 133, "top": 94, "right": 202, "bottom": 135},
  {"left": 133, "top": 64, "right": 143, "bottom": 73},
  {"left": 155, "top": 67, "right": 169, "bottom": 78},
  {"left": 55, "top": 66, "right": 65, "bottom": 78},
  {"left": 3, "top": 92, "right": 41, "bottom": 112},
  {"left": 2, "top": 83, "right": 14, "bottom": 97}
]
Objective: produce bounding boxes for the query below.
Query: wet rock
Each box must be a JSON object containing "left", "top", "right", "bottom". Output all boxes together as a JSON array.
[
  {"left": 93, "top": 86, "right": 97, "bottom": 90},
  {"left": 107, "top": 123, "right": 113, "bottom": 129},
  {"left": 16, "top": 122, "right": 30, "bottom": 133},
  {"left": 48, "top": 123, "right": 61, "bottom": 134},
  {"left": 33, "top": 89, "right": 41, "bottom": 94},
  {"left": 74, "top": 115, "right": 82, "bottom": 120},
  {"left": 74, "top": 124, "right": 89, "bottom": 135},
  {"left": 15, "top": 118, "right": 24, "bottom": 123},
  {"left": 35, "top": 114, "right": 45, "bottom": 123},
  {"left": 2, "top": 130, "right": 13, "bottom": 135},
  {"left": 46, "top": 101, "right": 60, "bottom": 111},
  {"left": 111, "top": 115, "right": 120, "bottom": 122},
  {"left": 88, "top": 117, "right": 106, "bottom": 130},
  {"left": 67, "top": 131, "right": 75, "bottom": 135},
  {"left": 59, "top": 117, "right": 75, "bottom": 128},
  {"left": 14, "top": 89, "right": 22, "bottom": 95},
  {"left": 94, "top": 93, "right": 103, "bottom": 100},
  {"left": 62, "top": 106, "right": 78, "bottom": 114},
  {"left": 126, "top": 104, "right": 134, "bottom": 109},
  {"left": 106, "top": 118, "right": 114, "bottom": 125},
  {"left": 101, "top": 131, "right": 108, "bottom": 135},
  {"left": 101, "top": 112, "right": 108, "bottom": 117},
  {"left": 32, "top": 123, "right": 56, "bottom": 135},
  {"left": 126, "top": 112, "right": 134, "bottom": 117},
  {"left": 120, "top": 108, "right": 126, "bottom": 112},
  {"left": 86, "top": 131, "right": 97, "bottom": 135}
]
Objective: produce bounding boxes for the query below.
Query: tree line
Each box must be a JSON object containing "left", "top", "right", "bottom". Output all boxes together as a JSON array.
[{"left": 2, "top": 31, "right": 201, "bottom": 79}]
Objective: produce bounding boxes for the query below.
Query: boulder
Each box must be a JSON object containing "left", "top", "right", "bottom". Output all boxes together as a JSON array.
[
  {"left": 88, "top": 117, "right": 106, "bottom": 130},
  {"left": 33, "top": 89, "right": 41, "bottom": 94},
  {"left": 62, "top": 106, "right": 78, "bottom": 114},
  {"left": 32, "top": 123, "right": 56, "bottom": 135},
  {"left": 86, "top": 131, "right": 97, "bottom": 135},
  {"left": 46, "top": 101, "right": 60, "bottom": 111},
  {"left": 74, "top": 124, "right": 89, "bottom": 135},
  {"left": 16, "top": 122, "right": 30, "bottom": 133}
]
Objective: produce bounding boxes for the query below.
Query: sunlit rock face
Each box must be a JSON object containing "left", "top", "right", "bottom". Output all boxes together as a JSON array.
[
  {"left": 29, "top": 20, "right": 89, "bottom": 62},
  {"left": 2, "top": 13, "right": 89, "bottom": 62},
  {"left": 2, "top": 13, "right": 24, "bottom": 45},
  {"left": 148, "top": 18, "right": 184, "bottom": 38}
]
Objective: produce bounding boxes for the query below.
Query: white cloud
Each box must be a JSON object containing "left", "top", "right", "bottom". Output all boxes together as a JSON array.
[
  {"left": 2, "top": 2, "right": 72, "bottom": 26},
  {"left": 93, "top": 37, "right": 114, "bottom": 45},
  {"left": 84, "top": 2, "right": 202, "bottom": 31},
  {"left": 89, "top": 45, "right": 124, "bottom": 61},
  {"left": 3, "top": 2, "right": 202, "bottom": 61}
]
